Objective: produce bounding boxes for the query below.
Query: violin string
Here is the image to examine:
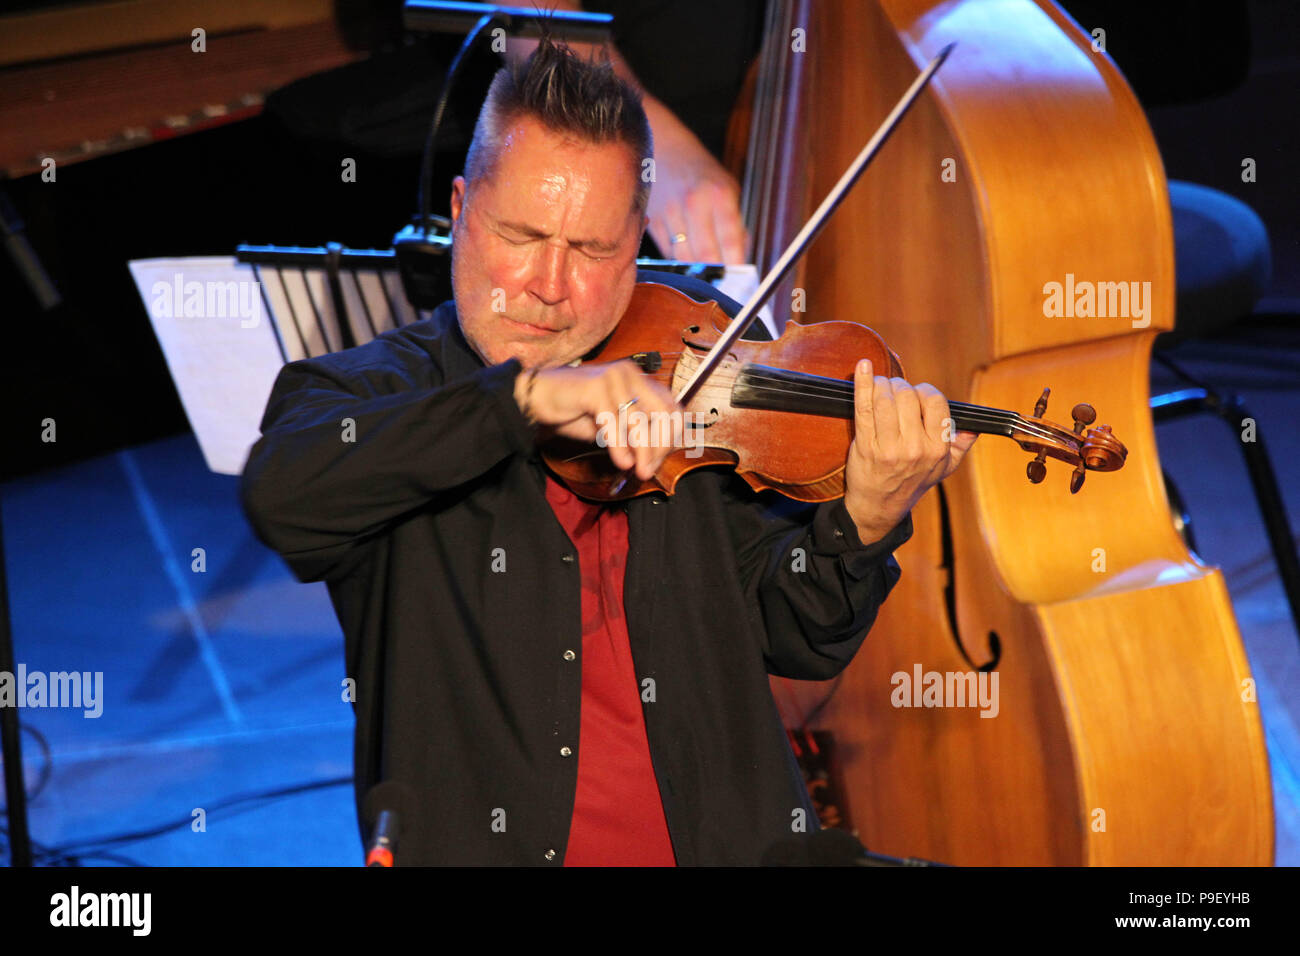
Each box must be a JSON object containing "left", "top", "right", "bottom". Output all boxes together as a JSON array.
[
  {"left": 737, "top": 367, "right": 1006, "bottom": 414},
  {"left": 693, "top": 377, "right": 1062, "bottom": 444},
  {"left": 735, "top": 372, "right": 1062, "bottom": 443},
  {"left": 669, "top": 358, "right": 1059, "bottom": 441},
  {"left": 655, "top": 354, "right": 1068, "bottom": 445},
  {"left": 735, "top": 369, "right": 1023, "bottom": 427}
]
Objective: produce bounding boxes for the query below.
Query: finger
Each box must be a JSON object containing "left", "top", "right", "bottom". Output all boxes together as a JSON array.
[
  {"left": 914, "top": 383, "right": 953, "bottom": 464},
  {"left": 872, "top": 373, "right": 899, "bottom": 449},
  {"left": 656, "top": 201, "right": 690, "bottom": 261},
  {"left": 683, "top": 187, "right": 723, "bottom": 263},
  {"left": 853, "top": 359, "right": 877, "bottom": 450},
  {"left": 943, "top": 431, "right": 979, "bottom": 477},
  {"left": 641, "top": 377, "right": 683, "bottom": 477},
  {"left": 611, "top": 360, "right": 672, "bottom": 418},
  {"left": 890, "top": 377, "right": 924, "bottom": 459},
  {"left": 614, "top": 363, "right": 676, "bottom": 479},
  {"left": 914, "top": 383, "right": 950, "bottom": 437},
  {"left": 648, "top": 218, "right": 681, "bottom": 261},
  {"left": 599, "top": 375, "right": 636, "bottom": 472},
  {"left": 565, "top": 418, "right": 600, "bottom": 444},
  {"left": 647, "top": 219, "right": 673, "bottom": 259},
  {"left": 638, "top": 381, "right": 682, "bottom": 475},
  {"left": 713, "top": 199, "right": 749, "bottom": 265}
]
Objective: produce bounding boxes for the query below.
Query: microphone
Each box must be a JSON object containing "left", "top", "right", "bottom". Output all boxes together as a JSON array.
[
  {"left": 762, "top": 827, "right": 951, "bottom": 867},
  {"left": 363, "top": 781, "right": 416, "bottom": 867}
]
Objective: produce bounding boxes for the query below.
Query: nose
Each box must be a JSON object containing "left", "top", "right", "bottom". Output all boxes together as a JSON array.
[{"left": 527, "top": 242, "right": 569, "bottom": 306}]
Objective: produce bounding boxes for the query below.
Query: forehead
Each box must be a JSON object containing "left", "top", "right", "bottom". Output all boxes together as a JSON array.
[{"left": 477, "top": 116, "right": 640, "bottom": 223}]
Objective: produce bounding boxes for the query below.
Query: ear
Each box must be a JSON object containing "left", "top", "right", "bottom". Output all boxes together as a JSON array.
[{"left": 450, "top": 176, "right": 467, "bottom": 223}]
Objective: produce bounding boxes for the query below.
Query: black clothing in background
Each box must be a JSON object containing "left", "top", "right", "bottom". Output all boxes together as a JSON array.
[{"left": 239, "top": 275, "right": 912, "bottom": 865}]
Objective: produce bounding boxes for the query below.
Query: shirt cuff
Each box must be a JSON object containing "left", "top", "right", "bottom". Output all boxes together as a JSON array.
[
  {"left": 813, "top": 498, "right": 914, "bottom": 579},
  {"left": 482, "top": 358, "right": 539, "bottom": 458}
]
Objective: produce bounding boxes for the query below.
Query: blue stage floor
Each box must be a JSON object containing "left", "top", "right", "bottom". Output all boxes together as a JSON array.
[
  {"left": 3, "top": 439, "right": 356, "bottom": 865},
  {"left": 3, "top": 331, "right": 1298, "bottom": 866}
]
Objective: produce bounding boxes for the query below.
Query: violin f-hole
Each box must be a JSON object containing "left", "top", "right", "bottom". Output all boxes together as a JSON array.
[
  {"left": 685, "top": 409, "right": 720, "bottom": 429},
  {"left": 681, "top": 326, "right": 717, "bottom": 353}
]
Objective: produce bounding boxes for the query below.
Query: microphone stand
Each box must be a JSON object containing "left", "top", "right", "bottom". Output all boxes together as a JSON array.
[{"left": 0, "top": 502, "right": 32, "bottom": 866}]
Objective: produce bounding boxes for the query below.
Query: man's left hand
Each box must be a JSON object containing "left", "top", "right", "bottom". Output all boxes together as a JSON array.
[{"left": 843, "top": 359, "right": 978, "bottom": 546}]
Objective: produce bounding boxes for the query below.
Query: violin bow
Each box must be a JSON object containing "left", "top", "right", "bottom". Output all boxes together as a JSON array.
[{"left": 674, "top": 42, "right": 956, "bottom": 407}]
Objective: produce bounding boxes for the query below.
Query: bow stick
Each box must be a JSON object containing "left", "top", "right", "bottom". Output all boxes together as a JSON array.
[{"left": 674, "top": 42, "right": 955, "bottom": 407}]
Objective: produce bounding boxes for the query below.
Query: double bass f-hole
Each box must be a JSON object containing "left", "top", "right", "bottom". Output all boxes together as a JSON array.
[{"left": 937, "top": 484, "right": 1001, "bottom": 672}]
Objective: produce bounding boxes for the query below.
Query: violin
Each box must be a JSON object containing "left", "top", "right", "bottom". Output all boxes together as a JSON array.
[{"left": 542, "top": 281, "right": 1127, "bottom": 502}]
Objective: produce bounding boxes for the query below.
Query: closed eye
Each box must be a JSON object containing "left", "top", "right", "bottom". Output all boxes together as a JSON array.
[{"left": 495, "top": 229, "right": 533, "bottom": 245}]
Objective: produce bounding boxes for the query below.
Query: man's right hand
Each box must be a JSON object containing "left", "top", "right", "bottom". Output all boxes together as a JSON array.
[{"left": 515, "top": 361, "right": 680, "bottom": 480}]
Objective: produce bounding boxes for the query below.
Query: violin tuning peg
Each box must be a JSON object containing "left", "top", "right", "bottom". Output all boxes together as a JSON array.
[
  {"left": 1070, "top": 462, "right": 1086, "bottom": 494},
  {"left": 1033, "top": 388, "right": 1051, "bottom": 418},
  {"left": 1026, "top": 451, "right": 1048, "bottom": 484},
  {"left": 1071, "top": 403, "right": 1097, "bottom": 435}
]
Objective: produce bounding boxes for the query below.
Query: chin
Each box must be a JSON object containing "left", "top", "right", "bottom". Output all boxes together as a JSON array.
[{"left": 486, "top": 340, "right": 549, "bottom": 368}]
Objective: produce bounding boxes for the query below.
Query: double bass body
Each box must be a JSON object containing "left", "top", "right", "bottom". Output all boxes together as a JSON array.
[{"left": 741, "top": 0, "right": 1273, "bottom": 864}]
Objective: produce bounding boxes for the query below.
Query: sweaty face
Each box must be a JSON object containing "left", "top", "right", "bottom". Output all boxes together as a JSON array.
[{"left": 450, "top": 117, "right": 646, "bottom": 369}]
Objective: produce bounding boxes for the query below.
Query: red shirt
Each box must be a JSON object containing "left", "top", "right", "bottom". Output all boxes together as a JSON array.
[{"left": 544, "top": 474, "right": 676, "bottom": 866}]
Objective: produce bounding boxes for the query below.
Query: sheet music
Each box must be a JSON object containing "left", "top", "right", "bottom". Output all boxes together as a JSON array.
[
  {"left": 714, "top": 263, "right": 778, "bottom": 339},
  {"left": 128, "top": 257, "right": 286, "bottom": 476}
]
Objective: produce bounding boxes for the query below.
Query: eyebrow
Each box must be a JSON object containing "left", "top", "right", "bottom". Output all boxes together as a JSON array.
[{"left": 494, "top": 218, "right": 622, "bottom": 255}]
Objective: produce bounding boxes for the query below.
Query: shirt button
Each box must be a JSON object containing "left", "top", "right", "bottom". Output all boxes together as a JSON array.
[
  {"left": 544, "top": 849, "right": 556, "bottom": 861},
  {"left": 562, "top": 649, "right": 576, "bottom": 661},
  {"left": 561, "top": 553, "right": 575, "bottom": 563},
  {"left": 560, "top": 746, "right": 573, "bottom": 757},
  {"left": 834, "top": 528, "right": 845, "bottom": 538}
]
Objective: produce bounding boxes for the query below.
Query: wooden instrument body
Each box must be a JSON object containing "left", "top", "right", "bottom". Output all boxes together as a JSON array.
[
  {"left": 544, "top": 283, "right": 904, "bottom": 501},
  {"left": 752, "top": 0, "right": 1273, "bottom": 863}
]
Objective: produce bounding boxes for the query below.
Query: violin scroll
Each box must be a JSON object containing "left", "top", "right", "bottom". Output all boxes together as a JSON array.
[{"left": 1014, "top": 388, "right": 1128, "bottom": 494}]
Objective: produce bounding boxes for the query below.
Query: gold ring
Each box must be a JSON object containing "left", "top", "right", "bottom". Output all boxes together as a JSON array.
[{"left": 671, "top": 233, "right": 687, "bottom": 244}]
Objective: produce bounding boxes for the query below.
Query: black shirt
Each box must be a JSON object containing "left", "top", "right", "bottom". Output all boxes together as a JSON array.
[{"left": 239, "top": 281, "right": 912, "bottom": 865}]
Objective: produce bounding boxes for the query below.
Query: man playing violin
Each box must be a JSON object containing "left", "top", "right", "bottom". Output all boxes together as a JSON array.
[{"left": 241, "top": 37, "right": 976, "bottom": 865}]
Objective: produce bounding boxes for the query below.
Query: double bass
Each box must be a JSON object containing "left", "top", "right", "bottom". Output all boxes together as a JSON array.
[{"left": 726, "top": 0, "right": 1273, "bottom": 864}]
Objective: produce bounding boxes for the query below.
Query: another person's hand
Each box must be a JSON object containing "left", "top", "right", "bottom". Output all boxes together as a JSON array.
[
  {"left": 843, "top": 359, "right": 979, "bottom": 545},
  {"left": 516, "top": 361, "right": 680, "bottom": 480},
  {"left": 643, "top": 106, "right": 749, "bottom": 265},
  {"left": 505, "top": 5, "right": 750, "bottom": 265}
]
